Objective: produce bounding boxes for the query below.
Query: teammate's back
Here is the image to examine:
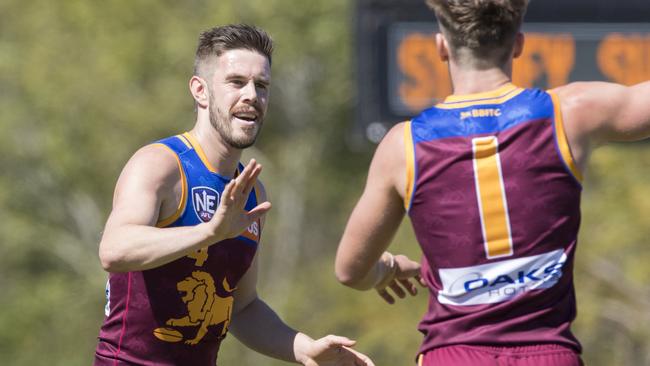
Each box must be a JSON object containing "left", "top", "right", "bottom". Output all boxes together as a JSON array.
[{"left": 407, "top": 84, "right": 581, "bottom": 355}]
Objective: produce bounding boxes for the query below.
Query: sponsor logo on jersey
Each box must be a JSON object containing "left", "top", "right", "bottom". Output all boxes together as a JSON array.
[
  {"left": 437, "top": 249, "right": 566, "bottom": 306},
  {"left": 460, "top": 108, "right": 502, "bottom": 120},
  {"left": 241, "top": 220, "right": 260, "bottom": 242},
  {"left": 192, "top": 186, "right": 220, "bottom": 222}
]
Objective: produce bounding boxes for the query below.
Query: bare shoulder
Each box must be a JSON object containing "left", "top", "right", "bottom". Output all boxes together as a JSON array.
[
  {"left": 119, "top": 144, "right": 180, "bottom": 189},
  {"left": 373, "top": 122, "right": 407, "bottom": 166},
  {"left": 112, "top": 143, "right": 182, "bottom": 209},
  {"left": 551, "top": 81, "right": 650, "bottom": 144},
  {"left": 552, "top": 81, "right": 625, "bottom": 108},
  {"left": 367, "top": 121, "right": 409, "bottom": 197},
  {"left": 379, "top": 121, "right": 407, "bottom": 149}
]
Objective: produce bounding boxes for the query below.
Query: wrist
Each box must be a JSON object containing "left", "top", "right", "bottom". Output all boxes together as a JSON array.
[
  {"left": 197, "top": 221, "right": 225, "bottom": 244},
  {"left": 373, "top": 252, "right": 397, "bottom": 289},
  {"left": 293, "top": 332, "right": 314, "bottom": 365}
]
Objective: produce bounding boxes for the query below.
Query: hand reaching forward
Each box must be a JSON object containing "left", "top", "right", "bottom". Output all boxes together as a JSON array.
[
  {"left": 204, "top": 159, "right": 272, "bottom": 241},
  {"left": 300, "top": 335, "right": 375, "bottom": 366},
  {"left": 375, "top": 254, "right": 426, "bottom": 304}
]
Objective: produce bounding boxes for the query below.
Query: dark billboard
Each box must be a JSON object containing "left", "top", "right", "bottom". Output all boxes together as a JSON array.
[{"left": 354, "top": 0, "right": 650, "bottom": 142}]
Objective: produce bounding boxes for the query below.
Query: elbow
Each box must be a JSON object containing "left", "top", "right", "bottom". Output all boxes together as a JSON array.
[
  {"left": 335, "top": 265, "right": 364, "bottom": 289},
  {"left": 99, "top": 252, "right": 119, "bottom": 273},
  {"left": 335, "top": 249, "right": 374, "bottom": 290},
  {"left": 335, "top": 270, "right": 354, "bottom": 287},
  {"left": 99, "top": 244, "right": 127, "bottom": 273}
]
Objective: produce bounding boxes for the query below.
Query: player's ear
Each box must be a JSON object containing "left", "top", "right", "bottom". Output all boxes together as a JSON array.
[
  {"left": 435, "top": 33, "right": 450, "bottom": 62},
  {"left": 513, "top": 32, "right": 525, "bottom": 59},
  {"left": 189, "top": 75, "right": 209, "bottom": 109}
]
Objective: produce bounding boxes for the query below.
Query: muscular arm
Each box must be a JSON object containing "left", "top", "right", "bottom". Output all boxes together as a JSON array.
[
  {"left": 228, "top": 184, "right": 299, "bottom": 361},
  {"left": 552, "top": 81, "right": 650, "bottom": 169},
  {"left": 335, "top": 123, "right": 408, "bottom": 289},
  {"left": 229, "top": 253, "right": 305, "bottom": 362},
  {"left": 231, "top": 187, "right": 374, "bottom": 365},
  {"left": 98, "top": 146, "right": 270, "bottom": 272}
]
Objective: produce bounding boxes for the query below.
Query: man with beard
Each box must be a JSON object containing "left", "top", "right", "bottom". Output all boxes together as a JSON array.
[{"left": 94, "top": 24, "right": 374, "bottom": 366}]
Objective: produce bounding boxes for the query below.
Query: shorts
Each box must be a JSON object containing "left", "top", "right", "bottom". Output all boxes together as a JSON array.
[{"left": 418, "top": 344, "right": 583, "bottom": 366}]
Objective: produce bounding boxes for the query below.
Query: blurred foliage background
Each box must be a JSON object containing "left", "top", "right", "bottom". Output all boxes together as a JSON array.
[{"left": 0, "top": 1, "right": 648, "bottom": 365}]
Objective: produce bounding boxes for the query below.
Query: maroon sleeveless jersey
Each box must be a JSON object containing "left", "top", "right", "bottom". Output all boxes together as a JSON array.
[
  {"left": 95, "top": 133, "right": 262, "bottom": 365},
  {"left": 404, "top": 84, "right": 583, "bottom": 356}
]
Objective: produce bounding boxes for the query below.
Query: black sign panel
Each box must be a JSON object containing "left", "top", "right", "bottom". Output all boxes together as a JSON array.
[
  {"left": 388, "top": 23, "right": 650, "bottom": 116},
  {"left": 354, "top": 0, "right": 650, "bottom": 143}
]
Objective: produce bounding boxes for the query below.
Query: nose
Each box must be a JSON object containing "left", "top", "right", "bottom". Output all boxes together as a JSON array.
[{"left": 241, "top": 80, "right": 258, "bottom": 104}]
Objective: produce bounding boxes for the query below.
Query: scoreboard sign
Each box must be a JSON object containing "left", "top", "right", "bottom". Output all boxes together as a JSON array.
[
  {"left": 355, "top": 0, "right": 650, "bottom": 142},
  {"left": 388, "top": 23, "right": 650, "bottom": 115}
]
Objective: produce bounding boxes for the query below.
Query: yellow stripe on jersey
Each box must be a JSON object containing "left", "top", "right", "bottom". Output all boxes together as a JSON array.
[
  {"left": 182, "top": 132, "right": 218, "bottom": 173},
  {"left": 436, "top": 83, "right": 524, "bottom": 110},
  {"left": 178, "top": 133, "right": 193, "bottom": 149},
  {"left": 404, "top": 121, "right": 416, "bottom": 211},
  {"left": 154, "top": 144, "right": 188, "bottom": 227},
  {"left": 548, "top": 91, "right": 583, "bottom": 183},
  {"left": 472, "top": 136, "right": 514, "bottom": 259}
]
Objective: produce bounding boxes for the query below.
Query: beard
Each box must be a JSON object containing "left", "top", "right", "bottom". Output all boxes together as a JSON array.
[{"left": 208, "top": 95, "right": 263, "bottom": 149}]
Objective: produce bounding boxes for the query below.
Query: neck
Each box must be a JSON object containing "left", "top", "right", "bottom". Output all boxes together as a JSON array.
[
  {"left": 190, "top": 111, "right": 242, "bottom": 178},
  {"left": 448, "top": 60, "right": 513, "bottom": 95}
]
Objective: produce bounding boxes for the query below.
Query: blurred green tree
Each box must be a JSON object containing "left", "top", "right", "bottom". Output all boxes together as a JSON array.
[{"left": 0, "top": 0, "right": 648, "bottom": 365}]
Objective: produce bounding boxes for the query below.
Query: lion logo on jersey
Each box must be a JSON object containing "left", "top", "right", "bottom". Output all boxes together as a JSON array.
[{"left": 154, "top": 271, "right": 235, "bottom": 345}]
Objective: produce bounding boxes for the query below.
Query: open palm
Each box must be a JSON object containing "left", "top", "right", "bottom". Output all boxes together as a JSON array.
[
  {"left": 303, "top": 335, "right": 375, "bottom": 366},
  {"left": 208, "top": 159, "right": 271, "bottom": 240}
]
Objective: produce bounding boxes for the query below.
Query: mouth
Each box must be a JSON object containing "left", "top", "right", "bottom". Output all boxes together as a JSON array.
[{"left": 232, "top": 109, "right": 259, "bottom": 124}]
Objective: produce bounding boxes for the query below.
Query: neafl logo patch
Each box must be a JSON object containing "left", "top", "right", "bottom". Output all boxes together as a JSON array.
[{"left": 192, "top": 186, "right": 220, "bottom": 222}]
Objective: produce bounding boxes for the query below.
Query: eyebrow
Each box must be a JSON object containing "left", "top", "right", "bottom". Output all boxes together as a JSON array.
[{"left": 224, "top": 73, "right": 270, "bottom": 85}]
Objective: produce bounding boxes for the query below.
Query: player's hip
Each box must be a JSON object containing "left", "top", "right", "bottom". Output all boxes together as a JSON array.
[{"left": 418, "top": 344, "right": 583, "bottom": 366}]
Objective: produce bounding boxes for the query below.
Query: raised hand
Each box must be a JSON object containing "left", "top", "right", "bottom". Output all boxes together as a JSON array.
[
  {"left": 205, "top": 159, "right": 272, "bottom": 241},
  {"left": 300, "top": 335, "right": 375, "bottom": 366},
  {"left": 375, "top": 254, "right": 426, "bottom": 304}
]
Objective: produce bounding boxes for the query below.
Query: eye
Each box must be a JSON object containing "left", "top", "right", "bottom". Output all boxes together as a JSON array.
[
  {"left": 230, "top": 79, "right": 245, "bottom": 87},
  {"left": 255, "top": 82, "right": 268, "bottom": 90}
]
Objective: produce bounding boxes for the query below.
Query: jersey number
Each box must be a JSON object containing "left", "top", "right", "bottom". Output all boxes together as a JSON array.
[{"left": 472, "top": 136, "right": 513, "bottom": 259}]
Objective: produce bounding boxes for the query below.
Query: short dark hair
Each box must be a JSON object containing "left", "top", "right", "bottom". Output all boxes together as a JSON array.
[
  {"left": 425, "top": 0, "right": 529, "bottom": 67},
  {"left": 194, "top": 24, "right": 274, "bottom": 77}
]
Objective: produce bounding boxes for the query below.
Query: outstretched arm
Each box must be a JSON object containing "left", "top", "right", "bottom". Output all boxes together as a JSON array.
[
  {"left": 230, "top": 239, "right": 374, "bottom": 365},
  {"left": 335, "top": 122, "right": 424, "bottom": 303},
  {"left": 98, "top": 147, "right": 271, "bottom": 272},
  {"left": 552, "top": 80, "right": 650, "bottom": 170}
]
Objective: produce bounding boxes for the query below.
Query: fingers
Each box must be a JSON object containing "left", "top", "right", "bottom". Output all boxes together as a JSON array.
[
  {"left": 307, "top": 335, "right": 374, "bottom": 366},
  {"left": 233, "top": 159, "right": 257, "bottom": 196},
  {"left": 240, "top": 159, "right": 262, "bottom": 197},
  {"left": 345, "top": 348, "right": 375, "bottom": 366},
  {"left": 225, "top": 159, "right": 262, "bottom": 205},
  {"left": 221, "top": 180, "right": 236, "bottom": 205},
  {"left": 399, "top": 278, "right": 418, "bottom": 296},
  {"left": 416, "top": 274, "right": 427, "bottom": 287},
  {"left": 388, "top": 281, "right": 406, "bottom": 298},
  {"left": 376, "top": 277, "right": 422, "bottom": 303},
  {"left": 376, "top": 287, "right": 395, "bottom": 304},
  {"left": 247, "top": 201, "right": 272, "bottom": 221},
  {"left": 323, "top": 335, "right": 356, "bottom": 348},
  {"left": 394, "top": 254, "right": 421, "bottom": 277}
]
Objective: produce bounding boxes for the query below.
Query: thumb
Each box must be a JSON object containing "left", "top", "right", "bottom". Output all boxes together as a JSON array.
[
  {"left": 247, "top": 201, "right": 272, "bottom": 221},
  {"left": 395, "top": 255, "right": 421, "bottom": 275}
]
